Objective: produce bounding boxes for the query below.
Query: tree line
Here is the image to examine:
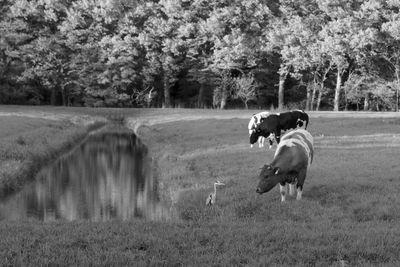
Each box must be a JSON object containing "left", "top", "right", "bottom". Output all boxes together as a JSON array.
[{"left": 1, "top": 0, "right": 400, "bottom": 111}]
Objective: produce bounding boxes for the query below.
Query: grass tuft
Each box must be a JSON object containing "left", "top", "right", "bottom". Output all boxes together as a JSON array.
[{"left": 234, "top": 199, "right": 261, "bottom": 219}]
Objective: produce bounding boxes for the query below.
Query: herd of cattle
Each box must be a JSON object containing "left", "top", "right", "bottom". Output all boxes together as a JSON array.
[{"left": 248, "top": 110, "right": 314, "bottom": 202}]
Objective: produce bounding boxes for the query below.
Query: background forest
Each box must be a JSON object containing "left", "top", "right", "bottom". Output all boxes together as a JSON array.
[{"left": 1, "top": 0, "right": 400, "bottom": 111}]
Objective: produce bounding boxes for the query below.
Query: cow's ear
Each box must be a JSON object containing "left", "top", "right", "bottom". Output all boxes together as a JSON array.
[{"left": 274, "top": 167, "right": 280, "bottom": 175}]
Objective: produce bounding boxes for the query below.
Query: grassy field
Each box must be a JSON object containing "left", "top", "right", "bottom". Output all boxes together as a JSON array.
[{"left": 1, "top": 106, "right": 400, "bottom": 266}]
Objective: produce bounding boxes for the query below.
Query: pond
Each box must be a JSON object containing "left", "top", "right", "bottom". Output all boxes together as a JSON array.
[{"left": 0, "top": 132, "right": 169, "bottom": 221}]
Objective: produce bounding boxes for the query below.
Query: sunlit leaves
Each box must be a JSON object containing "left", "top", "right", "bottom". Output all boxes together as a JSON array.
[
  {"left": 1, "top": 0, "right": 400, "bottom": 109},
  {"left": 232, "top": 73, "right": 257, "bottom": 109}
]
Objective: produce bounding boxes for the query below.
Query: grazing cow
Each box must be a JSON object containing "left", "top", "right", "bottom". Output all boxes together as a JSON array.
[
  {"left": 255, "top": 129, "right": 314, "bottom": 201},
  {"left": 248, "top": 111, "right": 272, "bottom": 148},
  {"left": 249, "top": 110, "right": 309, "bottom": 146}
]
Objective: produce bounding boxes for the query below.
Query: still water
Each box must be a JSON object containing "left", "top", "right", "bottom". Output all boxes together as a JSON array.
[{"left": 0, "top": 132, "right": 168, "bottom": 221}]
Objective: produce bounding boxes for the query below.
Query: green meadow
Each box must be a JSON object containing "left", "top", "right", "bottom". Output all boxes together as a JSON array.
[{"left": 1, "top": 106, "right": 400, "bottom": 266}]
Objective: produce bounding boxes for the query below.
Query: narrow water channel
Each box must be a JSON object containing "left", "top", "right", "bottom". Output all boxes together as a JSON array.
[{"left": 0, "top": 132, "right": 168, "bottom": 221}]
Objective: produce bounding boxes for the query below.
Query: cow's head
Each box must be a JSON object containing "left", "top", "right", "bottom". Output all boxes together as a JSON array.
[
  {"left": 256, "top": 164, "right": 283, "bottom": 194},
  {"left": 250, "top": 128, "right": 264, "bottom": 144},
  {"left": 298, "top": 113, "right": 309, "bottom": 129},
  {"left": 296, "top": 120, "right": 304, "bottom": 127}
]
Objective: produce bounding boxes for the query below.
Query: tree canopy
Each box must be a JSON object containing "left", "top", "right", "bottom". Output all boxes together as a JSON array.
[{"left": 0, "top": 0, "right": 399, "bottom": 111}]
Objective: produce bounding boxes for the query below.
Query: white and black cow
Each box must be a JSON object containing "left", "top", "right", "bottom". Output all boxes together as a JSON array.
[
  {"left": 248, "top": 111, "right": 273, "bottom": 148},
  {"left": 255, "top": 129, "right": 314, "bottom": 201},
  {"left": 249, "top": 110, "right": 309, "bottom": 146}
]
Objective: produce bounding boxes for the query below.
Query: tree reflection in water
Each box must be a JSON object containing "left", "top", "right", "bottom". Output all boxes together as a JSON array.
[{"left": 0, "top": 132, "right": 169, "bottom": 221}]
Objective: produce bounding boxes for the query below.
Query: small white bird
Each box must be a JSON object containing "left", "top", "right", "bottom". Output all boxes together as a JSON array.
[{"left": 206, "top": 181, "right": 225, "bottom": 206}]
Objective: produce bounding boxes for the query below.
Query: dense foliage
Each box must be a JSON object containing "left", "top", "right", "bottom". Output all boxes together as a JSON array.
[{"left": 1, "top": 0, "right": 400, "bottom": 110}]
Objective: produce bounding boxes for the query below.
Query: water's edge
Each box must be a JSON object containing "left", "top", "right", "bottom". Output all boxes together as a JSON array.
[{"left": 0, "top": 124, "right": 170, "bottom": 221}]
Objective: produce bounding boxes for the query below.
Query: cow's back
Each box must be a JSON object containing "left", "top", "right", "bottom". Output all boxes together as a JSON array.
[
  {"left": 259, "top": 114, "right": 279, "bottom": 132},
  {"left": 275, "top": 129, "right": 314, "bottom": 166},
  {"left": 277, "top": 112, "right": 293, "bottom": 129}
]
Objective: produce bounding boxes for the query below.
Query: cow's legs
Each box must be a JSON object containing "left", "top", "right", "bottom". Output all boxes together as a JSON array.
[
  {"left": 296, "top": 168, "right": 307, "bottom": 200},
  {"left": 279, "top": 182, "right": 287, "bottom": 202},
  {"left": 258, "top": 136, "right": 265, "bottom": 147},
  {"left": 296, "top": 186, "right": 303, "bottom": 200},
  {"left": 289, "top": 183, "right": 296, "bottom": 196},
  {"left": 268, "top": 133, "right": 275, "bottom": 149}
]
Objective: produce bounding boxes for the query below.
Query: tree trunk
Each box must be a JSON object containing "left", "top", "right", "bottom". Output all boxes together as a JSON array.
[
  {"left": 197, "top": 83, "right": 205, "bottom": 108},
  {"left": 364, "top": 94, "right": 369, "bottom": 111},
  {"left": 318, "top": 65, "right": 331, "bottom": 111},
  {"left": 163, "top": 75, "right": 171, "bottom": 108},
  {"left": 278, "top": 72, "right": 287, "bottom": 110},
  {"left": 311, "top": 82, "right": 318, "bottom": 110},
  {"left": 220, "top": 88, "right": 227, "bottom": 109},
  {"left": 316, "top": 88, "right": 322, "bottom": 111},
  {"left": 212, "top": 89, "right": 219, "bottom": 109},
  {"left": 61, "top": 86, "right": 68, "bottom": 106},
  {"left": 305, "top": 84, "right": 312, "bottom": 111},
  {"left": 333, "top": 67, "right": 342, "bottom": 111}
]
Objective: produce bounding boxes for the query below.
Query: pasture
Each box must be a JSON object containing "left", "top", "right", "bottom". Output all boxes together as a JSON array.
[{"left": 1, "top": 106, "right": 400, "bottom": 266}]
